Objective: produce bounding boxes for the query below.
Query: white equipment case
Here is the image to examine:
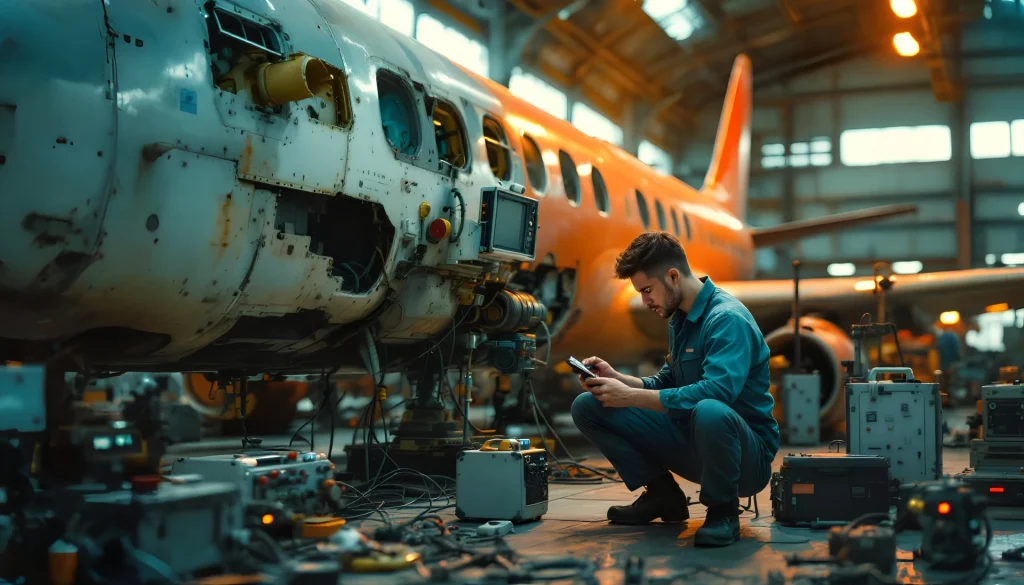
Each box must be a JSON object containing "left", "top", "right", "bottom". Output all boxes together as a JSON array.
[
  {"left": 846, "top": 367, "right": 943, "bottom": 485},
  {"left": 782, "top": 372, "right": 821, "bottom": 445},
  {"left": 455, "top": 438, "right": 548, "bottom": 522}
]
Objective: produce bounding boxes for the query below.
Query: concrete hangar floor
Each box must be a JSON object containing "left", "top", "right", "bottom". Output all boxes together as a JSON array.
[{"left": 168, "top": 406, "right": 1024, "bottom": 585}]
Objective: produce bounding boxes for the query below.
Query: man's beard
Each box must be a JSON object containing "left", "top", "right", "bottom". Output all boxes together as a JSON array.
[{"left": 661, "top": 289, "right": 684, "bottom": 319}]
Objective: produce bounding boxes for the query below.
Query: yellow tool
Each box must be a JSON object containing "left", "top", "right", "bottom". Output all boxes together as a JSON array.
[
  {"left": 301, "top": 517, "right": 347, "bottom": 539},
  {"left": 349, "top": 549, "right": 422, "bottom": 573},
  {"left": 479, "top": 438, "right": 527, "bottom": 451}
]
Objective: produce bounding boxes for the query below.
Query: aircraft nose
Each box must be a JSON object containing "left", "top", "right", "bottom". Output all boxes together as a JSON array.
[{"left": 0, "top": 1, "right": 116, "bottom": 298}]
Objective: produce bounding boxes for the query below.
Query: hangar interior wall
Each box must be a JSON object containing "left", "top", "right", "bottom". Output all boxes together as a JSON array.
[{"left": 678, "top": 21, "right": 1024, "bottom": 281}]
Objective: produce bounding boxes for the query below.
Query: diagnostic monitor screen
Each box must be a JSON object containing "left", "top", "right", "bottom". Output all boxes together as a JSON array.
[{"left": 494, "top": 195, "right": 527, "bottom": 252}]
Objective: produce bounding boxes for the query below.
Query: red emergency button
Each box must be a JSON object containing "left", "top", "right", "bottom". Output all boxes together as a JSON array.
[
  {"left": 426, "top": 218, "right": 451, "bottom": 243},
  {"left": 270, "top": 470, "right": 279, "bottom": 479},
  {"left": 257, "top": 476, "right": 269, "bottom": 486},
  {"left": 131, "top": 475, "right": 161, "bottom": 493},
  {"left": 288, "top": 451, "right": 297, "bottom": 460}
]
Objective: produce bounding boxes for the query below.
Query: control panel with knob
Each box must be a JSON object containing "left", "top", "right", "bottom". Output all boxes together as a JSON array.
[{"left": 170, "top": 450, "right": 337, "bottom": 515}]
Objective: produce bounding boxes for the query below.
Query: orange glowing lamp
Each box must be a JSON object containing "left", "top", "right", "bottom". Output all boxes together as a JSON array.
[{"left": 894, "top": 32, "right": 920, "bottom": 57}]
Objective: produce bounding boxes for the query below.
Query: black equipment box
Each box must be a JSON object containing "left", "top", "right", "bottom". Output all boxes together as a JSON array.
[{"left": 771, "top": 453, "right": 891, "bottom": 526}]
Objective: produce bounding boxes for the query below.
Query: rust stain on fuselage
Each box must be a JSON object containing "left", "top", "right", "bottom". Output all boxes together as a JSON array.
[
  {"left": 214, "top": 192, "right": 232, "bottom": 256},
  {"left": 239, "top": 134, "right": 253, "bottom": 176}
]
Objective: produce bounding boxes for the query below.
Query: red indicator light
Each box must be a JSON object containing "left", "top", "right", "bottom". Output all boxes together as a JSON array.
[
  {"left": 288, "top": 451, "right": 297, "bottom": 460},
  {"left": 257, "top": 476, "right": 268, "bottom": 486},
  {"left": 937, "top": 501, "right": 951, "bottom": 515},
  {"left": 990, "top": 486, "right": 1005, "bottom": 493},
  {"left": 270, "top": 470, "right": 279, "bottom": 479}
]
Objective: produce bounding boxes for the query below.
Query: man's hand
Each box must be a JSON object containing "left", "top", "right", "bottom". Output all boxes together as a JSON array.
[
  {"left": 584, "top": 377, "right": 666, "bottom": 411},
  {"left": 580, "top": 356, "right": 619, "bottom": 383},
  {"left": 583, "top": 377, "right": 638, "bottom": 408},
  {"left": 580, "top": 356, "right": 647, "bottom": 389}
]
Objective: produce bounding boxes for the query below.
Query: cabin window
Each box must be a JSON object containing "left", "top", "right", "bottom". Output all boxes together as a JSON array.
[
  {"left": 482, "top": 115, "right": 512, "bottom": 180},
  {"left": 683, "top": 212, "right": 692, "bottom": 240},
  {"left": 670, "top": 208, "right": 680, "bottom": 236},
  {"left": 559, "top": 150, "right": 581, "bottom": 205},
  {"left": 521, "top": 133, "right": 547, "bottom": 193},
  {"left": 431, "top": 99, "right": 469, "bottom": 170},
  {"left": 377, "top": 70, "right": 420, "bottom": 156},
  {"left": 591, "top": 167, "right": 610, "bottom": 213},
  {"left": 655, "top": 200, "right": 667, "bottom": 231},
  {"left": 635, "top": 190, "right": 650, "bottom": 229}
]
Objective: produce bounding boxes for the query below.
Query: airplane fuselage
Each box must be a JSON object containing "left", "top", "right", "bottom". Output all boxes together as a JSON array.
[{"left": 0, "top": 0, "right": 754, "bottom": 374}]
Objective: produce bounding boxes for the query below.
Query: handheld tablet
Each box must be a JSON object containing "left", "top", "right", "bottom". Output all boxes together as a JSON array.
[{"left": 567, "top": 356, "right": 597, "bottom": 379}]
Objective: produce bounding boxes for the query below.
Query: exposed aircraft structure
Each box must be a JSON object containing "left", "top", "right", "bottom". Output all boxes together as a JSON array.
[{"left": 2, "top": 0, "right": 1023, "bottom": 433}]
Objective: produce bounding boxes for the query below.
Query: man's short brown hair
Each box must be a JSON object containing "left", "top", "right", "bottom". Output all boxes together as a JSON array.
[{"left": 614, "top": 232, "right": 692, "bottom": 280}]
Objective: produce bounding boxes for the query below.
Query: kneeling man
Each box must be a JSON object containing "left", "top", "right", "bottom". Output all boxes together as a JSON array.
[{"left": 571, "top": 232, "right": 780, "bottom": 547}]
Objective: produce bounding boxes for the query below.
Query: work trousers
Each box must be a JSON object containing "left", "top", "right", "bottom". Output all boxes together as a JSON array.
[{"left": 571, "top": 393, "right": 773, "bottom": 507}]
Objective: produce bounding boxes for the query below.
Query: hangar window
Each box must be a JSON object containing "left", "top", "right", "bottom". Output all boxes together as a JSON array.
[
  {"left": 1012, "top": 120, "right": 1024, "bottom": 156},
  {"left": 809, "top": 137, "right": 832, "bottom": 166},
  {"left": 430, "top": 99, "right": 469, "bottom": 170},
  {"left": 642, "top": 0, "right": 705, "bottom": 42},
  {"left": 682, "top": 212, "right": 692, "bottom": 240},
  {"left": 377, "top": 70, "right": 420, "bottom": 156},
  {"left": 340, "top": 0, "right": 415, "bottom": 36},
  {"left": 416, "top": 13, "right": 489, "bottom": 77},
  {"left": 639, "top": 140, "right": 672, "bottom": 174},
  {"left": 571, "top": 102, "right": 624, "bottom": 146},
  {"left": 670, "top": 208, "right": 680, "bottom": 236},
  {"left": 521, "top": 134, "right": 547, "bottom": 193},
  {"left": 971, "top": 121, "right": 1011, "bottom": 159},
  {"left": 509, "top": 68, "right": 568, "bottom": 120},
  {"left": 760, "top": 143, "right": 786, "bottom": 169},
  {"left": 591, "top": 167, "right": 610, "bottom": 213},
  {"left": 654, "top": 200, "right": 667, "bottom": 231},
  {"left": 559, "top": 150, "right": 581, "bottom": 205},
  {"left": 839, "top": 125, "right": 951, "bottom": 166},
  {"left": 635, "top": 190, "right": 651, "bottom": 229},
  {"left": 482, "top": 115, "right": 512, "bottom": 181}
]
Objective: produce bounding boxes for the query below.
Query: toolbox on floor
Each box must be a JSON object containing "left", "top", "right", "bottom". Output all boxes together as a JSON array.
[
  {"left": 770, "top": 453, "right": 891, "bottom": 526},
  {"left": 846, "top": 367, "right": 943, "bottom": 485}
]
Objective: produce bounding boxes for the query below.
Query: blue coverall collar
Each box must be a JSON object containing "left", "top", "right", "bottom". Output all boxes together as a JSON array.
[{"left": 682, "top": 276, "right": 715, "bottom": 324}]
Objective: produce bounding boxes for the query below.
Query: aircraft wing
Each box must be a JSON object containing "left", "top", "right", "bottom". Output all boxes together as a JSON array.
[
  {"left": 749, "top": 204, "right": 918, "bottom": 248},
  {"left": 716, "top": 267, "right": 1024, "bottom": 327}
]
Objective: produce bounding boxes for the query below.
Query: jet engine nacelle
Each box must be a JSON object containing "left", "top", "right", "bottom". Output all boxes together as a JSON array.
[{"left": 765, "top": 315, "right": 859, "bottom": 430}]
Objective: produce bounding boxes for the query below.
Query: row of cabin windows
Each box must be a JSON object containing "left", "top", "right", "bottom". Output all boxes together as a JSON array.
[
  {"left": 376, "top": 69, "right": 514, "bottom": 178},
  {"left": 375, "top": 69, "right": 691, "bottom": 241}
]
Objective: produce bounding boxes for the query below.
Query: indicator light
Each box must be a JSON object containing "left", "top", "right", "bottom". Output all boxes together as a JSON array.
[{"left": 937, "top": 501, "right": 951, "bottom": 515}]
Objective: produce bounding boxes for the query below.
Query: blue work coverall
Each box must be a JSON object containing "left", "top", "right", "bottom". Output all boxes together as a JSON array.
[{"left": 571, "top": 276, "right": 780, "bottom": 507}]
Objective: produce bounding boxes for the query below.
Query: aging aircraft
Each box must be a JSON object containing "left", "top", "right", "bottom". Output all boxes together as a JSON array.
[
  {"left": 493, "top": 53, "right": 1024, "bottom": 427},
  {"left": 1, "top": 1, "right": 1022, "bottom": 429}
]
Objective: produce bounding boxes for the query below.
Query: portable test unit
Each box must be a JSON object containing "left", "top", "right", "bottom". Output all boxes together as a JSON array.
[
  {"left": 782, "top": 372, "right": 820, "bottom": 445},
  {"left": 455, "top": 438, "right": 548, "bottom": 522},
  {"left": 846, "top": 367, "right": 943, "bottom": 485}
]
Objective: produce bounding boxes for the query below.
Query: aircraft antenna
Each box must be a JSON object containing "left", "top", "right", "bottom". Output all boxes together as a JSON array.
[{"left": 792, "top": 259, "right": 802, "bottom": 373}]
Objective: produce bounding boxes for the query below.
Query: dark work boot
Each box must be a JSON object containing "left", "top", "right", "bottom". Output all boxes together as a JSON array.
[
  {"left": 607, "top": 475, "right": 689, "bottom": 525},
  {"left": 694, "top": 500, "right": 741, "bottom": 547}
]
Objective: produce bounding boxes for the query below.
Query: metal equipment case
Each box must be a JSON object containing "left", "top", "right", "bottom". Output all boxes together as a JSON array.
[
  {"left": 770, "top": 453, "right": 891, "bottom": 526},
  {"left": 981, "top": 382, "right": 1024, "bottom": 440},
  {"left": 455, "top": 439, "right": 548, "bottom": 522},
  {"left": 81, "top": 482, "right": 242, "bottom": 574},
  {"left": 846, "top": 367, "right": 943, "bottom": 485},
  {"left": 782, "top": 372, "right": 820, "bottom": 445}
]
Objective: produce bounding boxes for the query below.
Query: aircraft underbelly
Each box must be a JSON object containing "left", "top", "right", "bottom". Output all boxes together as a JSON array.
[{"left": 0, "top": 1, "right": 119, "bottom": 335}]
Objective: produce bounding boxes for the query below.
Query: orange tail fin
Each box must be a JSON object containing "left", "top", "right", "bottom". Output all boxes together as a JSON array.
[{"left": 702, "top": 54, "right": 752, "bottom": 219}]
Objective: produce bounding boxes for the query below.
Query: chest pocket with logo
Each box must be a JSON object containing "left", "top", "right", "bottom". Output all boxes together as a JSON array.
[{"left": 675, "top": 341, "right": 705, "bottom": 385}]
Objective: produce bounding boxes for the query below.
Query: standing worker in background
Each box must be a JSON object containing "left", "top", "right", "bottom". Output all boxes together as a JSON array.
[{"left": 570, "top": 232, "right": 780, "bottom": 548}]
